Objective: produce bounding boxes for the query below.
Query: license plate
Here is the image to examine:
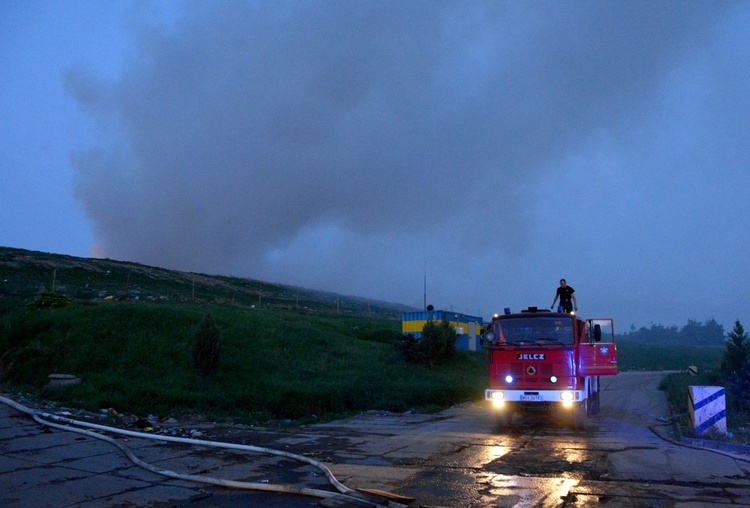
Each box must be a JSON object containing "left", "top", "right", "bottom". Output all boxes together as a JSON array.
[{"left": 520, "top": 394, "right": 543, "bottom": 401}]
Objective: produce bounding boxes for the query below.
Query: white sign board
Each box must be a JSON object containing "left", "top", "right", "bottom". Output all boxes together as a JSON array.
[{"left": 689, "top": 386, "right": 727, "bottom": 436}]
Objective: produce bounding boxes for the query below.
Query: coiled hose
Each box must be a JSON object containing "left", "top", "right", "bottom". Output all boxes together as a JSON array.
[{"left": 0, "top": 394, "right": 402, "bottom": 507}]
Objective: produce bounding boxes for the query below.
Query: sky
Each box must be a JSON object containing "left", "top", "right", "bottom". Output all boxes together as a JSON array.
[{"left": 1, "top": 0, "right": 749, "bottom": 333}]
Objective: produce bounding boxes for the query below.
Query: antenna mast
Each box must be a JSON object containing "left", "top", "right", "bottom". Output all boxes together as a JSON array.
[{"left": 423, "top": 258, "right": 427, "bottom": 310}]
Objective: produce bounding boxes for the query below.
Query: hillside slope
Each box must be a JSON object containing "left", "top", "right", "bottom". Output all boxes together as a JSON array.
[
  {"left": 0, "top": 246, "right": 414, "bottom": 319},
  {"left": 0, "top": 247, "right": 487, "bottom": 423}
]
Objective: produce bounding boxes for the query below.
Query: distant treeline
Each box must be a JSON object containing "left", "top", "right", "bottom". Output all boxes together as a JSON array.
[{"left": 617, "top": 318, "right": 725, "bottom": 346}]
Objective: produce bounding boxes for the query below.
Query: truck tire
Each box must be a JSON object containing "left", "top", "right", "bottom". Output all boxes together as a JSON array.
[
  {"left": 573, "top": 401, "right": 587, "bottom": 430},
  {"left": 587, "top": 378, "right": 600, "bottom": 416},
  {"left": 589, "top": 388, "right": 600, "bottom": 416},
  {"left": 495, "top": 409, "right": 513, "bottom": 429}
]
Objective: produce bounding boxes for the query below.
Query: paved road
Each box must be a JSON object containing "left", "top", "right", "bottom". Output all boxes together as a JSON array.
[
  {"left": 0, "top": 397, "right": 373, "bottom": 508},
  {"left": 3, "top": 372, "right": 750, "bottom": 507},
  {"left": 474, "top": 372, "right": 750, "bottom": 507}
]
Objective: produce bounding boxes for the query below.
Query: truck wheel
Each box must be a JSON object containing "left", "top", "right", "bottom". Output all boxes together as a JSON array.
[
  {"left": 590, "top": 388, "right": 600, "bottom": 416},
  {"left": 587, "top": 380, "right": 599, "bottom": 416},
  {"left": 573, "top": 401, "right": 587, "bottom": 430},
  {"left": 496, "top": 409, "right": 513, "bottom": 429},
  {"left": 588, "top": 377, "right": 600, "bottom": 416}
]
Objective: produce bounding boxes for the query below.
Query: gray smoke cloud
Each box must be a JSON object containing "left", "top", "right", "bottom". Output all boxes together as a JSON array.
[{"left": 66, "top": 0, "right": 745, "bottom": 320}]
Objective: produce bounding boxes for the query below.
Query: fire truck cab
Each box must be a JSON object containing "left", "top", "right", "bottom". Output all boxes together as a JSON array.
[{"left": 483, "top": 306, "right": 617, "bottom": 429}]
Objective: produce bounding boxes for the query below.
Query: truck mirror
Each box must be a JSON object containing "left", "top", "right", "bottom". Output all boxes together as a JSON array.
[{"left": 594, "top": 324, "right": 602, "bottom": 342}]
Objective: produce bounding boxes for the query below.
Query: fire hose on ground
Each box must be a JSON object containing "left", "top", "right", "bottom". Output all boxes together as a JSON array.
[
  {"left": 649, "top": 413, "right": 750, "bottom": 463},
  {"left": 0, "top": 394, "right": 413, "bottom": 507}
]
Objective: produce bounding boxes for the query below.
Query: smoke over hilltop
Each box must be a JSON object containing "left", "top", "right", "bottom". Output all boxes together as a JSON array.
[{"left": 66, "top": 1, "right": 739, "bottom": 310}]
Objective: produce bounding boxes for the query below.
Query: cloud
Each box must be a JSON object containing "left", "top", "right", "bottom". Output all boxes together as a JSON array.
[{"left": 67, "top": 0, "right": 747, "bottom": 325}]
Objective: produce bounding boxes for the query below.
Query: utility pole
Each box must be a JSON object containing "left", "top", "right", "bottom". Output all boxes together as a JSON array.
[{"left": 423, "top": 258, "right": 427, "bottom": 310}]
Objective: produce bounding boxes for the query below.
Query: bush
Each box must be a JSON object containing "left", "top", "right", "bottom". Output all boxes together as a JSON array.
[
  {"left": 28, "top": 292, "right": 71, "bottom": 310},
  {"left": 399, "top": 333, "right": 426, "bottom": 364},
  {"left": 192, "top": 313, "right": 220, "bottom": 377},
  {"left": 398, "top": 317, "right": 457, "bottom": 368},
  {"left": 727, "top": 362, "right": 750, "bottom": 412},
  {"left": 0, "top": 342, "right": 54, "bottom": 384},
  {"left": 422, "top": 317, "right": 457, "bottom": 367}
]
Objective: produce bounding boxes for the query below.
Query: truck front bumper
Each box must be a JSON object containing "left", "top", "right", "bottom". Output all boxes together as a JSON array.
[{"left": 485, "top": 388, "right": 585, "bottom": 408}]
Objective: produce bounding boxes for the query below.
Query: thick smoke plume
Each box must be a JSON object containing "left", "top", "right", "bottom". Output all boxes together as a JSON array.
[{"left": 67, "top": 1, "right": 746, "bottom": 323}]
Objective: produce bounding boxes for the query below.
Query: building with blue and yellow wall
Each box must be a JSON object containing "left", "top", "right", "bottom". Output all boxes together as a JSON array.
[{"left": 401, "top": 310, "right": 484, "bottom": 351}]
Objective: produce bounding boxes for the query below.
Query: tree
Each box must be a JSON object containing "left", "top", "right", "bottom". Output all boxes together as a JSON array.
[
  {"left": 421, "top": 317, "right": 457, "bottom": 368},
  {"left": 398, "top": 316, "right": 457, "bottom": 368},
  {"left": 728, "top": 364, "right": 750, "bottom": 412},
  {"left": 619, "top": 323, "right": 679, "bottom": 344},
  {"left": 619, "top": 319, "right": 725, "bottom": 345},
  {"left": 679, "top": 318, "right": 725, "bottom": 346},
  {"left": 721, "top": 320, "right": 749, "bottom": 378},
  {"left": 192, "top": 313, "right": 221, "bottom": 377}
]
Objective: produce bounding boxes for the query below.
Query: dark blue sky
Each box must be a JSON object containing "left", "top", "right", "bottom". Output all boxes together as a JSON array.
[{"left": 2, "top": 1, "right": 749, "bottom": 332}]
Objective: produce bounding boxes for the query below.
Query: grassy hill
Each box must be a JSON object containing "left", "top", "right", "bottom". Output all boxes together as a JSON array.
[
  {"left": 0, "top": 247, "right": 486, "bottom": 424},
  {"left": 0, "top": 246, "right": 414, "bottom": 318}
]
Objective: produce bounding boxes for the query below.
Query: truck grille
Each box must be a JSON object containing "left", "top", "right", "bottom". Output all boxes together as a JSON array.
[{"left": 510, "top": 362, "right": 553, "bottom": 383}]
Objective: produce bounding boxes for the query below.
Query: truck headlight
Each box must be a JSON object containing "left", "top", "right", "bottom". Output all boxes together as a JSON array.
[
  {"left": 505, "top": 375, "right": 513, "bottom": 383},
  {"left": 560, "top": 391, "right": 574, "bottom": 408},
  {"left": 490, "top": 391, "right": 505, "bottom": 408}
]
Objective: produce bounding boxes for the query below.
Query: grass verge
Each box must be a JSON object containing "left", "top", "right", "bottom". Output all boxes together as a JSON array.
[{"left": 0, "top": 301, "right": 487, "bottom": 424}]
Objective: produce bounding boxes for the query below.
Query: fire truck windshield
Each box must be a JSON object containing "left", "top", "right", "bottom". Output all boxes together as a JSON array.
[{"left": 496, "top": 316, "right": 575, "bottom": 345}]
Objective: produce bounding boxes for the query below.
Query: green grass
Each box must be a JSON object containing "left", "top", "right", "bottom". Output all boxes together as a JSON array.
[
  {"left": 0, "top": 246, "right": 410, "bottom": 319},
  {"left": 0, "top": 301, "right": 487, "bottom": 423},
  {"left": 616, "top": 341, "right": 723, "bottom": 372}
]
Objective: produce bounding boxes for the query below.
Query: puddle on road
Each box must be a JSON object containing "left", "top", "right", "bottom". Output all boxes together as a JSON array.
[
  {"left": 397, "top": 412, "right": 617, "bottom": 506},
  {"left": 401, "top": 467, "right": 480, "bottom": 506},
  {"left": 482, "top": 413, "right": 612, "bottom": 481},
  {"left": 485, "top": 439, "right": 610, "bottom": 480}
]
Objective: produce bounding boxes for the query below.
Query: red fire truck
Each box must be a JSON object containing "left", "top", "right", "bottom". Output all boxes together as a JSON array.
[{"left": 483, "top": 306, "right": 617, "bottom": 429}]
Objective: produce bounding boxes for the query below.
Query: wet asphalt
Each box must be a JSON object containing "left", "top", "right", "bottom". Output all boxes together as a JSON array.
[
  {"left": 6, "top": 372, "right": 750, "bottom": 508},
  {"left": 0, "top": 399, "right": 375, "bottom": 508}
]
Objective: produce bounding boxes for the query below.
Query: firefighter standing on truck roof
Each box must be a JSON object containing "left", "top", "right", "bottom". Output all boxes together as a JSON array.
[{"left": 551, "top": 278, "right": 577, "bottom": 313}]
